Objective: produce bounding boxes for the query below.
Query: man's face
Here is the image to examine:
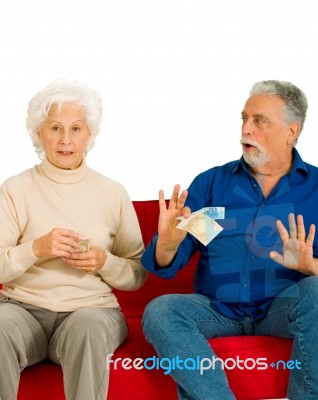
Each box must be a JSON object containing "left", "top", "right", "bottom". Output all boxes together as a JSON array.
[{"left": 240, "top": 94, "right": 292, "bottom": 168}]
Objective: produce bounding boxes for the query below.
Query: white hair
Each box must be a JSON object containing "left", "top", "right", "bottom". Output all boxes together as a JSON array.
[{"left": 26, "top": 79, "right": 103, "bottom": 159}]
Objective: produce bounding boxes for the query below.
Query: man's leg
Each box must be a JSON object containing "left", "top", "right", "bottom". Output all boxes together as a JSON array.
[
  {"left": 255, "top": 276, "right": 318, "bottom": 400},
  {"left": 48, "top": 307, "right": 127, "bottom": 400},
  {"left": 142, "top": 293, "right": 244, "bottom": 400},
  {"left": 0, "top": 297, "right": 48, "bottom": 400}
]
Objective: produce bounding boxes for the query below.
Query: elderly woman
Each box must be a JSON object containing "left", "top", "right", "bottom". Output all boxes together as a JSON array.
[{"left": 0, "top": 79, "right": 147, "bottom": 400}]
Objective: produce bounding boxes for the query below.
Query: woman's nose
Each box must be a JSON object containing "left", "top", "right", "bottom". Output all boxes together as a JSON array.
[{"left": 61, "top": 131, "right": 72, "bottom": 144}]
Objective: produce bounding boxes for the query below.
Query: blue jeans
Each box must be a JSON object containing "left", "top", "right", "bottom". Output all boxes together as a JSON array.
[{"left": 142, "top": 276, "right": 318, "bottom": 400}]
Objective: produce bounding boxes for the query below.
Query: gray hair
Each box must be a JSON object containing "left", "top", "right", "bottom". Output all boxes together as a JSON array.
[
  {"left": 250, "top": 80, "right": 308, "bottom": 143},
  {"left": 26, "top": 79, "right": 103, "bottom": 159}
]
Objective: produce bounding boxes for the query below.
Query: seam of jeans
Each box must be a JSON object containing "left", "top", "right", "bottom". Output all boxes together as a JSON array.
[
  {"left": 293, "top": 303, "right": 314, "bottom": 398},
  {"left": 194, "top": 317, "right": 241, "bottom": 328},
  {"left": 272, "top": 303, "right": 314, "bottom": 398}
]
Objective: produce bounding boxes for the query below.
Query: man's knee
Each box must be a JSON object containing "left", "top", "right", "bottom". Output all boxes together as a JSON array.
[
  {"left": 142, "top": 294, "right": 190, "bottom": 338},
  {"left": 298, "top": 276, "right": 318, "bottom": 304}
]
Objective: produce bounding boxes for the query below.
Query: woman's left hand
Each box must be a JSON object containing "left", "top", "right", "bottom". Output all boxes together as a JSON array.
[
  {"left": 62, "top": 246, "right": 107, "bottom": 274},
  {"left": 270, "top": 213, "right": 316, "bottom": 275}
]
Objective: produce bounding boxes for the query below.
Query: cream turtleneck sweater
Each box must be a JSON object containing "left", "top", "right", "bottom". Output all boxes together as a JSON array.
[{"left": 0, "top": 158, "right": 146, "bottom": 311}]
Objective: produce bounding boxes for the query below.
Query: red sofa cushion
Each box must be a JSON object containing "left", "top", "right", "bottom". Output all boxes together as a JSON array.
[{"left": 18, "top": 335, "right": 292, "bottom": 400}]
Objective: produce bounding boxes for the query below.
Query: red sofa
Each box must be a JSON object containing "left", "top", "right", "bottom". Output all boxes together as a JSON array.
[{"left": 9, "top": 200, "right": 292, "bottom": 399}]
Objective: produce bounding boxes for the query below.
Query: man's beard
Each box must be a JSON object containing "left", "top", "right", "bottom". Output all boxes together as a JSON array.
[{"left": 240, "top": 138, "right": 270, "bottom": 168}]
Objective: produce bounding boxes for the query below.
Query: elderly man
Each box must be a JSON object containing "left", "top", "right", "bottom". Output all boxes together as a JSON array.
[{"left": 142, "top": 80, "right": 318, "bottom": 400}]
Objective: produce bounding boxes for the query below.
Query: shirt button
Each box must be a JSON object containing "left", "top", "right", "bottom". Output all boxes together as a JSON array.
[
  {"left": 253, "top": 183, "right": 258, "bottom": 188},
  {"left": 243, "top": 283, "right": 248, "bottom": 288}
]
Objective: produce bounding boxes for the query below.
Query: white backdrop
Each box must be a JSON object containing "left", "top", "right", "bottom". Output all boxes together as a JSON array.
[{"left": 1, "top": 0, "right": 317, "bottom": 200}]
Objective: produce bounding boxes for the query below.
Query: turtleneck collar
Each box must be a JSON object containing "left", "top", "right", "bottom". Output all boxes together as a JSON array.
[{"left": 39, "top": 157, "right": 90, "bottom": 184}]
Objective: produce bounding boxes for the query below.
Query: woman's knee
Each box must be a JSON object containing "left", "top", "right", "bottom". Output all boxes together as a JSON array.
[{"left": 52, "top": 308, "right": 127, "bottom": 359}]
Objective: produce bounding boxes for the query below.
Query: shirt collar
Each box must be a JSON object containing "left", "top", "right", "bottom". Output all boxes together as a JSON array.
[{"left": 231, "top": 148, "right": 308, "bottom": 177}]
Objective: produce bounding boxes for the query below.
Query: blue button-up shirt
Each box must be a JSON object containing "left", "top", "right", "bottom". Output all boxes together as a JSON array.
[{"left": 141, "top": 149, "right": 318, "bottom": 320}]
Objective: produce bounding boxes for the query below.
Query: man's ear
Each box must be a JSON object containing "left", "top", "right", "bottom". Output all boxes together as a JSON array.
[{"left": 287, "top": 121, "right": 300, "bottom": 145}]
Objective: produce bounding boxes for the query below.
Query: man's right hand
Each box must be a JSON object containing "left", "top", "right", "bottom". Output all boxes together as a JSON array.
[{"left": 155, "top": 184, "right": 191, "bottom": 267}]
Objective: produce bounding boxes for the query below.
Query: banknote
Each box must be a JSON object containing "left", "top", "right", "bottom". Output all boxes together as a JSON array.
[
  {"left": 201, "top": 207, "right": 225, "bottom": 219},
  {"left": 76, "top": 239, "right": 91, "bottom": 253},
  {"left": 176, "top": 207, "right": 225, "bottom": 246}
]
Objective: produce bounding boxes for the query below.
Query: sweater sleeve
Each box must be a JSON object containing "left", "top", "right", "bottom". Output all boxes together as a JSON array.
[
  {"left": 98, "top": 190, "right": 147, "bottom": 290},
  {"left": 0, "top": 183, "right": 39, "bottom": 283}
]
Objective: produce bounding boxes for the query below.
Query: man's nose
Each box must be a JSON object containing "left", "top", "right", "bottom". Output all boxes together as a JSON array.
[{"left": 241, "top": 120, "right": 253, "bottom": 136}]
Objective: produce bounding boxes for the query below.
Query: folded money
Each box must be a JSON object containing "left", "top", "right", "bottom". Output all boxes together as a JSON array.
[
  {"left": 76, "top": 239, "right": 91, "bottom": 253},
  {"left": 176, "top": 207, "right": 225, "bottom": 246}
]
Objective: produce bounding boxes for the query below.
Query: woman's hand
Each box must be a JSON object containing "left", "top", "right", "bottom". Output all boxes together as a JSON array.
[
  {"left": 62, "top": 246, "right": 107, "bottom": 274},
  {"left": 155, "top": 184, "right": 191, "bottom": 267},
  {"left": 32, "top": 228, "right": 84, "bottom": 258},
  {"left": 270, "top": 213, "right": 316, "bottom": 275}
]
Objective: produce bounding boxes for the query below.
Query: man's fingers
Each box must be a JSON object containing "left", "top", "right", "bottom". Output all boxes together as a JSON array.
[
  {"left": 158, "top": 189, "right": 167, "bottom": 212},
  {"left": 288, "top": 213, "right": 297, "bottom": 239},
  {"left": 159, "top": 185, "right": 188, "bottom": 213},
  {"left": 269, "top": 250, "right": 283, "bottom": 265},
  {"left": 182, "top": 206, "right": 191, "bottom": 218},
  {"left": 296, "top": 214, "right": 306, "bottom": 241},
  {"left": 168, "top": 184, "right": 182, "bottom": 209},
  {"left": 176, "top": 189, "right": 188, "bottom": 211},
  {"left": 306, "top": 224, "right": 316, "bottom": 246},
  {"left": 276, "top": 220, "right": 289, "bottom": 244}
]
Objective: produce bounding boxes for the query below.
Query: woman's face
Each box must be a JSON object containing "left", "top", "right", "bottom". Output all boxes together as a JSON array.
[{"left": 38, "top": 103, "right": 91, "bottom": 169}]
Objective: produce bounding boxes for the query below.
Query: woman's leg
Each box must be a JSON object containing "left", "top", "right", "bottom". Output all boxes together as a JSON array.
[
  {"left": 0, "top": 296, "right": 48, "bottom": 400},
  {"left": 48, "top": 307, "right": 128, "bottom": 400}
]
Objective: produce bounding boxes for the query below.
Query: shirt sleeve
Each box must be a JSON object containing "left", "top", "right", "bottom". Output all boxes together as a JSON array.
[{"left": 141, "top": 227, "right": 199, "bottom": 279}]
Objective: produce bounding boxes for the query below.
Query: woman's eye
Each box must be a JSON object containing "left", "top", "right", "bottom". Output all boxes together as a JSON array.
[{"left": 51, "top": 126, "right": 61, "bottom": 133}]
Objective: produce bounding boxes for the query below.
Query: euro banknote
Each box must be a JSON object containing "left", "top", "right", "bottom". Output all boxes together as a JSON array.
[{"left": 176, "top": 207, "right": 225, "bottom": 246}]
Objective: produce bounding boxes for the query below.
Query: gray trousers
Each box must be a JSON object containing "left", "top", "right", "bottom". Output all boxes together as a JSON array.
[{"left": 0, "top": 294, "right": 128, "bottom": 400}]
